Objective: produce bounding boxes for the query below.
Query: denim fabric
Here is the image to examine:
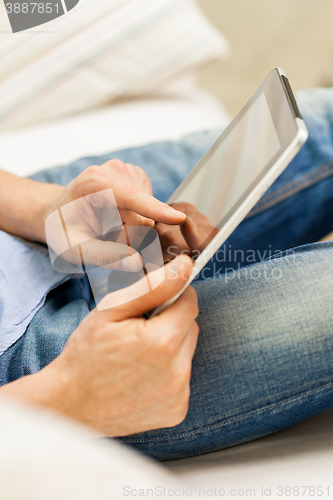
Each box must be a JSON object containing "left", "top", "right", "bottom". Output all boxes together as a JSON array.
[
  {"left": 0, "top": 278, "right": 92, "bottom": 384},
  {"left": 1, "top": 88, "right": 333, "bottom": 460},
  {"left": 117, "top": 241, "right": 333, "bottom": 460}
]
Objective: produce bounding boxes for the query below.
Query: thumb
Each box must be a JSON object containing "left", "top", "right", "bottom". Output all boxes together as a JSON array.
[{"left": 96, "top": 254, "right": 194, "bottom": 320}]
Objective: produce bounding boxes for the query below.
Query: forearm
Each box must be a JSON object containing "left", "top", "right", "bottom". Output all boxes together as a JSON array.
[{"left": 0, "top": 169, "right": 63, "bottom": 243}]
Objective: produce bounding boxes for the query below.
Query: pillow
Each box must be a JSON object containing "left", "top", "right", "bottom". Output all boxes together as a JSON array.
[
  {"left": 0, "top": 0, "right": 229, "bottom": 130},
  {"left": 0, "top": 400, "right": 184, "bottom": 500}
]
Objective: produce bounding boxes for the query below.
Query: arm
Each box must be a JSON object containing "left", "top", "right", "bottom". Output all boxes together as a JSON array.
[{"left": 0, "top": 169, "right": 62, "bottom": 242}]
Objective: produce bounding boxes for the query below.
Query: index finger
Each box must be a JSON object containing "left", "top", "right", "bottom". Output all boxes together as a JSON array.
[{"left": 112, "top": 177, "right": 186, "bottom": 226}]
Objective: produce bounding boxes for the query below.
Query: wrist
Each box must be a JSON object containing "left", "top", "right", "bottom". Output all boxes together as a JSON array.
[
  {"left": 0, "top": 169, "right": 64, "bottom": 243},
  {"left": 34, "top": 183, "right": 64, "bottom": 244}
]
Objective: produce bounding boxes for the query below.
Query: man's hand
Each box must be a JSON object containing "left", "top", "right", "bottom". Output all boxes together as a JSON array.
[
  {"left": 43, "top": 160, "right": 186, "bottom": 272},
  {"left": 0, "top": 255, "right": 199, "bottom": 436},
  {"left": 0, "top": 163, "right": 185, "bottom": 273}
]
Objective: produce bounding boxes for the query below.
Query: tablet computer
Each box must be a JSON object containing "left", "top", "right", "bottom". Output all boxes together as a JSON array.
[{"left": 149, "top": 68, "right": 308, "bottom": 317}]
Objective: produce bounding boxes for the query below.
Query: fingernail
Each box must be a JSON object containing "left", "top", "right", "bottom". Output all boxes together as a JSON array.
[
  {"left": 166, "top": 208, "right": 186, "bottom": 221},
  {"left": 179, "top": 215, "right": 188, "bottom": 227},
  {"left": 121, "top": 255, "right": 142, "bottom": 272}
]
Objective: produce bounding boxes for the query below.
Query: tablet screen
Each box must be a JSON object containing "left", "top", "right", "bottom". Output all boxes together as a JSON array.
[
  {"left": 169, "top": 91, "right": 281, "bottom": 231},
  {"left": 149, "top": 69, "right": 307, "bottom": 316}
]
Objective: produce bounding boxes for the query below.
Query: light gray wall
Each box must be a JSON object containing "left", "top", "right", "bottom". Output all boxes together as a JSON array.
[{"left": 197, "top": 0, "right": 333, "bottom": 115}]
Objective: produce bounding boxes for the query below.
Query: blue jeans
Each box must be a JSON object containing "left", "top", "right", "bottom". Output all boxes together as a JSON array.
[{"left": 1, "top": 88, "right": 333, "bottom": 461}]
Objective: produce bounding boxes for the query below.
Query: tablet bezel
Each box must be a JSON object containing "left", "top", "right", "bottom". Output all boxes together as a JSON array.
[{"left": 149, "top": 68, "right": 308, "bottom": 318}]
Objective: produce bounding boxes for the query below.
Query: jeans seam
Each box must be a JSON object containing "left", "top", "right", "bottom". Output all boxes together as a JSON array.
[
  {"left": 119, "top": 380, "right": 333, "bottom": 444},
  {"left": 246, "top": 160, "right": 333, "bottom": 219}
]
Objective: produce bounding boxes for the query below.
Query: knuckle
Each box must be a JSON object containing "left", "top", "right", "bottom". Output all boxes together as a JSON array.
[
  {"left": 166, "top": 390, "right": 190, "bottom": 427},
  {"left": 171, "top": 363, "right": 192, "bottom": 389},
  {"left": 193, "top": 321, "right": 200, "bottom": 337},
  {"left": 106, "top": 159, "right": 126, "bottom": 170},
  {"left": 73, "top": 166, "right": 103, "bottom": 196},
  {"left": 135, "top": 165, "right": 150, "bottom": 181},
  {"left": 183, "top": 288, "right": 199, "bottom": 318},
  {"left": 84, "top": 165, "right": 100, "bottom": 175},
  {"left": 125, "top": 162, "right": 137, "bottom": 171},
  {"left": 189, "top": 298, "right": 199, "bottom": 319},
  {"left": 81, "top": 165, "right": 101, "bottom": 182},
  {"left": 153, "top": 334, "right": 178, "bottom": 359}
]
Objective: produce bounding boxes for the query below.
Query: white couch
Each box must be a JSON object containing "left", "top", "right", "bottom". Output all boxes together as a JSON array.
[{"left": 1, "top": 396, "right": 332, "bottom": 500}]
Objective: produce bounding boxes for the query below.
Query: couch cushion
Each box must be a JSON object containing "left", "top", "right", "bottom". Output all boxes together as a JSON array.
[
  {"left": 165, "top": 408, "right": 333, "bottom": 494},
  {"left": 0, "top": 79, "right": 230, "bottom": 177},
  {"left": 0, "top": 0, "right": 229, "bottom": 130}
]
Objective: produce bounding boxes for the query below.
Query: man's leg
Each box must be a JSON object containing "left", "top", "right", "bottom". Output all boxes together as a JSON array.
[
  {"left": 116, "top": 241, "right": 333, "bottom": 460},
  {"left": 2, "top": 241, "right": 333, "bottom": 461},
  {"left": 0, "top": 278, "right": 92, "bottom": 385}
]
